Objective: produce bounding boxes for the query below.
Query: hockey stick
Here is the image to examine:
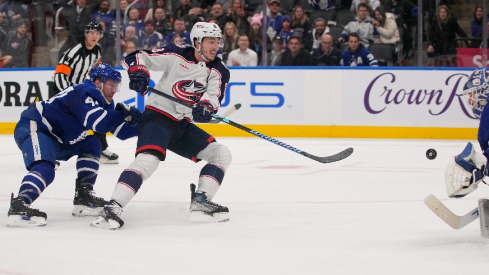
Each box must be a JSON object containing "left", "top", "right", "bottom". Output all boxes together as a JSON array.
[
  {"left": 208, "top": 103, "right": 241, "bottom": 124},
  {"left": 424, "top": 194, "right": 479, "bottom": 229},
  {"left": 147, "top": 87, "right": 353, "bottom": 163}
]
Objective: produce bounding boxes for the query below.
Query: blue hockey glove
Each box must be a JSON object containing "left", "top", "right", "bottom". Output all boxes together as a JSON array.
[
  {"left": 128, "top": 65, "right": 150, "bottom": 95},
  {"left": 115, "top": 103, "right": 142, "bottom": 125},
  {"left": 192, "top": 100, "right": 215, "bottom": 123}
]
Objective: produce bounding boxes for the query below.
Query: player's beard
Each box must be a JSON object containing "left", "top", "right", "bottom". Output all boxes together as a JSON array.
[{"left": 205, "top": 51, "right": 216, "bottom": 61}]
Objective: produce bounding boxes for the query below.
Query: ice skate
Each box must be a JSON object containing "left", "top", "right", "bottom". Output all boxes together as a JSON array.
[
  {"left": 72, "top": 180, "right": 110, "bottom": 217},
  {"left": 100, "top": 149, "right": 119, "bottom": 164},
  {"left": 6, "top": 193, "right": 47, "bottom": 227},
  {"left": 90, "top": 200, "right": 124, "bottom": 229},
  {"left": 189, "top": 183, "right": 229, "bottom": 223}
]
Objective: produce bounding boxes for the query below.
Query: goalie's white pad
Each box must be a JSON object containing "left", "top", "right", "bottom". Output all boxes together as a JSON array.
[
  {"left": 479, "top": 199, "right": 489, "bottom": 238},
  {"left": 445, "top": 142, "right": 486, "bottom": 198}
]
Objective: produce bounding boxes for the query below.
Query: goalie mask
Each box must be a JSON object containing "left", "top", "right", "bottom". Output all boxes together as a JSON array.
[{"left": 463, "top": 68, "right": 489, "bottom": 119}]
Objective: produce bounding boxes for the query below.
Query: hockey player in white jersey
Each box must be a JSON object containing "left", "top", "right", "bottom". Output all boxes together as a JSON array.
[
  {"left": 91, "top": 22, "right": 232, "bottom": 229},
  {"left": 7, "top": 63, "right": 142, "bottom": 227},
  {"left": 444, "top": 68, "right": 489, "bottom": 236}
]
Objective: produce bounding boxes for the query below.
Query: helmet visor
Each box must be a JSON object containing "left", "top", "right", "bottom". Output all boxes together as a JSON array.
[{"left": 103, "top": 79, "right": 121, "bottom": 93}]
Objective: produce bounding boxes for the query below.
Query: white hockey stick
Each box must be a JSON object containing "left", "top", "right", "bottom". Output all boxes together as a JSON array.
[
  {"left": 208, "top": 103, "right": 241, "bottom": 124},
  {"left": 424, "top": 194, "right": 479, "bottom": 229}
]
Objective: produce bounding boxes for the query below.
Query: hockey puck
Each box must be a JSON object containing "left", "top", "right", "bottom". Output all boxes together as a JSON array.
[{"left": 426, "top": 149, "right": 437, "bottom": 160}]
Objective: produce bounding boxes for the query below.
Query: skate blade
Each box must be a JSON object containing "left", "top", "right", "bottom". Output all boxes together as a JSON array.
[
  {"left": 90, "top": 216, "right": 122, "bottom": 230},
  {"left": 72, "top": 205, "right": 103, "bottom": 217},
  {"left": 6, "top": 215, "right": 46, "bottom": 227},
  {"left": 100, "top": 158, "right": 119, "bottom": 164},
  {"left": 190, "top": 211, "right": 230, "bottom": 223}
]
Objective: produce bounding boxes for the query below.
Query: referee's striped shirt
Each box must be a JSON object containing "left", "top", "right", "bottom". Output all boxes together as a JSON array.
[{"left": 53, "top": 42, "right": 101, "bottom": 92}]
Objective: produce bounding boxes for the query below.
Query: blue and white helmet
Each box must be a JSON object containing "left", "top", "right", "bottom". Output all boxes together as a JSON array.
[
  {"left": 89, "top": 62, "right": 122, "bottom": 95},
  {"left": 463, "top": 68, "right": 489, "bottom": 119},
  {"left": 90, "top": 63, "right": 121, "bottom": 84}
]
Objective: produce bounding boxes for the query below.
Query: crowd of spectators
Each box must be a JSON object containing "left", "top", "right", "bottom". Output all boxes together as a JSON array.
[{"left": 0, "top": 0, "right": 487, "bottom": 68}]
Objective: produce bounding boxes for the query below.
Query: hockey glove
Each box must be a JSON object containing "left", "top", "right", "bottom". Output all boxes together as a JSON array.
[
  {"left": 128, "top": 65, "right": 150, "bottom": 95},
  {"left": 192, "top": 100, "right": 215, "bottom": 123},
  {"left": 446, "top": 156, "right": 484, "bottom": 198},
  {"left": 115, "top": 103, "right": 142, "bottom": 125}
]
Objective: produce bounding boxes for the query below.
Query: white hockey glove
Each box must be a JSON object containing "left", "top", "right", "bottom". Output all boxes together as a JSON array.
[{"left": 445, "top": 142, "right": 487, "bottom": 198}]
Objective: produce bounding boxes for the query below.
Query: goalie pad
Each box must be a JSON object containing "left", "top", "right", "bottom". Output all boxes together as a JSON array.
[
  {"left": 445, "top": 142, "right": 486, "bottom": 198},
  {"left": 479, "top": 199, "right": 489, "bottom": 238}
]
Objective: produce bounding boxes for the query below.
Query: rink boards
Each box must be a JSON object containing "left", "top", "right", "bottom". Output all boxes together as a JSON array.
[{"left": 0, "top": 67, "right": 479, "bottom": 139}]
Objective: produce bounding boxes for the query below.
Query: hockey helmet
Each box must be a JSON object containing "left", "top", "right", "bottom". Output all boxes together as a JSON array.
[
  {"left": 463, "top": 68, "right": 489, "bottom": 119},
  {"left": 85, "top": 21, "right": 103, "bottom": 34},
  {"left": 190, "top": 22, "right": 223, "bottom": 49},
  {"left": 89, "top": 63, "right": 122, "bottom": 90}
]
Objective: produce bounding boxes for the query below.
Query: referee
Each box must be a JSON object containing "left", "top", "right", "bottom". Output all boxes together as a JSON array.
[{"left": 53, "top": 21, "right": 119, "bottom": 165}]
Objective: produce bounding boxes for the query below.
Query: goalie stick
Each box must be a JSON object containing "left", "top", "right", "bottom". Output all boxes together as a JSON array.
[
  {"left": 147, "top": 87, "right": 353, "bottom": 163},
  {"left": 424, "top": 194, "right": 479, "bottom": 230},
  {"left": 208, "top": 103, "right": 241, "bottom": 124}
]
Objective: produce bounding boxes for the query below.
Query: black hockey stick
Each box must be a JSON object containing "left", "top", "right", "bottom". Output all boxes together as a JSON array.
[{"left": 148, "top": 87, "right": 353, "bottom": 163}]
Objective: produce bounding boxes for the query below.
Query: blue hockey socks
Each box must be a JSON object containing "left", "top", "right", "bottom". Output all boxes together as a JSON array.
[{"left": 18, "top": 161, "right": 55, "bottom": 204}]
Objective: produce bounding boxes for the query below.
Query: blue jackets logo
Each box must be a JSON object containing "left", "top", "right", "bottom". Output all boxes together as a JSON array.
[{"left": 172, "top": 80, "right": 206, "bottom": 103}]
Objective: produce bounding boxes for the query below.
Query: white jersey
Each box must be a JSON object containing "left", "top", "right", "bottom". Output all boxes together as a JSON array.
[{"left": 123, "top": 44, "right": 230, "bottom": 121}]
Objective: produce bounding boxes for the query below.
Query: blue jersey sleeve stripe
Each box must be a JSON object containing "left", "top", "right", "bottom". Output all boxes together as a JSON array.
[
  {"left": 91, "top": 110, "right": 108, "bottom": 132},
  {"left": 83, "top": 107, "right": 104, "bottom": 127}
]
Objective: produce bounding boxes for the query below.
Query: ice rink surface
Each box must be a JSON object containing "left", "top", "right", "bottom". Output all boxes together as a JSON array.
[{"left": 0, "top": 135, "right": 488, "bottom": 275}]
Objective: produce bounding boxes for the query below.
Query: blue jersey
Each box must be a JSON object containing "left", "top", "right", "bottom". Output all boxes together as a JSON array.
[
  {"left": 340, "top": 44, "right": 378, "bottom": 67},
  {"left": 164, "top": 32, "right": 192, "bottom": 47},
  {"left": 478, "top": 103, "right": 489, "bottom": 161},
  {"left": 20, "top": 79, "right": 138, "bottom": 145}
]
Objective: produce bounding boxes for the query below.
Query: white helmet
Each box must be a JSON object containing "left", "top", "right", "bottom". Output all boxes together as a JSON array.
[{"left": 190, "top": 22, "right": 223, "bottom": 50}]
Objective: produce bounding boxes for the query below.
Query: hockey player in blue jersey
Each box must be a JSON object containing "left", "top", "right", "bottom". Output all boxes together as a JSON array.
[
  {"left": 340, "top": 33, "right": 378, "bottom": 67},
  {"left": 445, "top": 68, "right": 489, "bottom": 198},
  {"left": 7, "top": 63, "right": 142, "bottom": 227},
  {"left": 91, "top": 22, "right": 232, "bottom": 229},
  {"left": 444, "top": 68, "right": 489, "bottom": 236}
]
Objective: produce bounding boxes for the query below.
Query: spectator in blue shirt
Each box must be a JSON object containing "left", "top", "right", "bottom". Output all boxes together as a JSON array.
[
  {"left": 278, "top": 15, "right": 296, "bottom": 47},
  {"left": 265, "top": 0, "right": 283, "bottom": 40},
  {"left": 340, "top": 32, "right": 378, "bottom": 66},
  {"left": 164, "top": 18, "right": 191, "bottom": 46},
  {"left": 471, "top": 6, "right": 484, "bottom": 37},
  {"left": 139, "top": 19, "right": 163, "bottom": 49},
  {"left": 122, "top": 8, "right": 145, "bottom": 39}
]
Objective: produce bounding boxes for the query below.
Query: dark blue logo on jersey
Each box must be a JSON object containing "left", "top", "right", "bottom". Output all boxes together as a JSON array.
[{"left": 172, "top": 80, "right": 206, "bottom": 103}]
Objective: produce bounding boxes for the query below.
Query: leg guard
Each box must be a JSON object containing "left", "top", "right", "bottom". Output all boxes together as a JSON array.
[
  {"left": 195, "top": 143, "right": 232, "bottom": 199},
  {"left": 76, "top": 154, "right": 100, "bottom": 189},
  {"left": 18, "top": 161, "right": 55, "bottom": 204},
  {"left": 77, "top": 136, "right": 101, "bottom": 189},
  {"left": 111, "top": 153, "right": 160, "bottom": 208},
  {"left": 479, "top": 199, "right": 489, "bottom": 238}
]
